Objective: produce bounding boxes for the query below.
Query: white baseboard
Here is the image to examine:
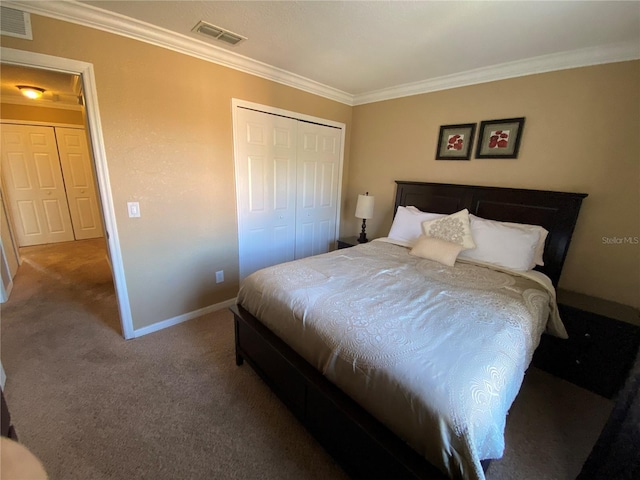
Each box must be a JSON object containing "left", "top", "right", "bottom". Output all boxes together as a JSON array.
[{"left": 132, "top": 297, "right": 237, "bottom": 338}]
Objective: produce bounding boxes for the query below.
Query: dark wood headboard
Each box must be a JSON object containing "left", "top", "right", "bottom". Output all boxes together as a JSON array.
[{"left": 394, "top": 181, "right": 587, "bottom": 286}]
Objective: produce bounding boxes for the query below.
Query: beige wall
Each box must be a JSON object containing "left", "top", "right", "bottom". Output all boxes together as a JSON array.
[
  {"left": 0, "top": 103, "right": 85, "bottom": 125},
  {"left": 346, "top": 61, "right": 639, "bottom": 308},
  {"left": 1, "top": 14, "right": 636, "bottom": 331},
  {"left": 1, "top": 15, "right": 352, "bottom": 330}
]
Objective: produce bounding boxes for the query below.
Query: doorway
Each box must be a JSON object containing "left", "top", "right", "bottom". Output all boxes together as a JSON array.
[{"left": 1, "top": 47, "right": 133, "bottom": 339}]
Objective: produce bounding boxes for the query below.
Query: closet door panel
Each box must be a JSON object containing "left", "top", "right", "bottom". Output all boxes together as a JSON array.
[
  {"left": 55, "top": 127, "right": 103, "bottom": 240},
  {"left": 295, "top": 123, "right": 341, "bottom": 259},
  {"left": 236, "top": 108, "right": 298, "bottom": 280},
  {"left": 0, "top": 124, "right": 74, "bottom": 246}
]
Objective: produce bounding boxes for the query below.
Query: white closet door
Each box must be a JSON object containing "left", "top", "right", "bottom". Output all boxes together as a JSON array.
[
  {"left": 0, "top": 124, "right": 75, "bottom": 246},
  {"left": 55, "top": 127, "right": 103, "bottom": 240},
  {"left": 295, "top": 122, "right": 341, "bottom": 259},
  {"left": 236, "top": 108, "right": 298, "bottom": 280}
]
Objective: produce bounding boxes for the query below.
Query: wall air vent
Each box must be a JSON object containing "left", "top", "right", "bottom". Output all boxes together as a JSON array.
[
  {"left": 0, "top": 6, "right": 32, "bottom": 40},
  {"left": 192, "top": 21, "right": 246, "bottom": 46}
]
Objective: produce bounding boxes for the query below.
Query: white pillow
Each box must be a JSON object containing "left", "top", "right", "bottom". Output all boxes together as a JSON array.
[
  {"left": 409, "top": 235, "right": 463, "bottom": 266},
  {"left": 459, "top": 216, "right": 540, "bottom": 271},
  {"left": 470, "top": 214, "right": 548, "bottom": 268},
  {"left": 421, "top": 209, "right": 476, "bottom": 250},
  {"left": 405, "top": 206, "right": 429, "bottom": 214},
  {"left": 387, "top": 206, "right": 444, "bottom": 247}
]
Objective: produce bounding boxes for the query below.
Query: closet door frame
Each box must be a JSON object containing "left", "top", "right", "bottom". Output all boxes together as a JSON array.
[{"left": 232, "top": 98, "right": 346, "bottom": 279}]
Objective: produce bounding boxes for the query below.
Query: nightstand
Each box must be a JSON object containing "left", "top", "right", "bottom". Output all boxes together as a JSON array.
[
  {"left": 337, "top": 236, "right": 361, "bottom": 249},
  {"left": 532, "top": 289, "right": 640, "bottom": 398}
]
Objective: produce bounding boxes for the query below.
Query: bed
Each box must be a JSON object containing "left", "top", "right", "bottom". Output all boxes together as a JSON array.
[{"left": 230, "top": 181, "right": 587, "bottom": 480}]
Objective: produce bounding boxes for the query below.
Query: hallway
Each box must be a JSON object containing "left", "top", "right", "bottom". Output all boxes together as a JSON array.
[{"left": 2, "top": 238, "right": 121, "bottom": 335}]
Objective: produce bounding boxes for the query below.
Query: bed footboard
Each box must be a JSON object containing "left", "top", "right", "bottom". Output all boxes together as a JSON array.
[{"left": 230, "top": 304, "right": 448, "bottom": 480}]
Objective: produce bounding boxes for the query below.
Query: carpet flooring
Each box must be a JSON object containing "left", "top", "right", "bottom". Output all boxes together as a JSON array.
[{"left": 0, "top": 239, "right": 613, "bottom": 479}]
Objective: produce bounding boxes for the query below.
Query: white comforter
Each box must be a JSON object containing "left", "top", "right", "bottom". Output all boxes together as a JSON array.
[{"left": 237, "top": 240, "right": 561, "bottom": 480}]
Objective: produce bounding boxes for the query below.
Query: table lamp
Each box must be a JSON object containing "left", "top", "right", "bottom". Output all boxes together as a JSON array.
[{"left": 355, "top": 192, "right": 374, "bottom": 243}]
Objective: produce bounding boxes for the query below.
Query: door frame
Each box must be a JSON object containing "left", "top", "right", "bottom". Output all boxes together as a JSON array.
[
  {"left": 231, "top": 98, "right": 346, "bottom": 278},
  {"left": 1, "top": 47, "right": 134, "bottom": 339}
]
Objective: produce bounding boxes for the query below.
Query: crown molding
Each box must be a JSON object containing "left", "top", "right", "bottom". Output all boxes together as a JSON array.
[
  {"left": 353, "top": 41, "right": 640, "bottom": 105},
  {"left": 4, "top": 1, "right": 355, "bottom": 106},
  {"left": 6, "top": 2, "right": 639, "bottom": 108}
]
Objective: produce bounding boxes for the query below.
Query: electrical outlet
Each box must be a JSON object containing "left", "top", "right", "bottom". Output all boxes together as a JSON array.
[{"left": 215, "top": 270, "right": 224, "bottom": 284}]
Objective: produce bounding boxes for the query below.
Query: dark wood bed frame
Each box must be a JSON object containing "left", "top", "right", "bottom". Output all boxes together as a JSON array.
[{"left": 230, "top": 181, "right": 587, "bottom": 479}]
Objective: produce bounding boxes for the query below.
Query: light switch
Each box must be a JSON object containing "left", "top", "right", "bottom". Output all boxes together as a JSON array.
[
  {"left": 127, "top": 202, "right": 141, "bottom": 218},
  {"left": 216, "top": 270, "right": 224, "bottom": 283}
]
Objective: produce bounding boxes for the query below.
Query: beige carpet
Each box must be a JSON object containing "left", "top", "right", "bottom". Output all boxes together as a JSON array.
[{"left": 1, "top": 239, "right": 613, "bottom": 480}]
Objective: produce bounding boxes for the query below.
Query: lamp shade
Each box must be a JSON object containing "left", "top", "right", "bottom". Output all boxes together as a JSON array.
[{"left": 355, "top": 193, "right": 374, "bottom": 219}]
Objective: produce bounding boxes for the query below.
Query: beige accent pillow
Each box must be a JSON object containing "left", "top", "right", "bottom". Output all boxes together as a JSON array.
[
  {"left": 421, "top": 209, "right": 476, "bottom": 250},
  {"left": 409, "top": 235, "right": 464, "bottom": 266}
]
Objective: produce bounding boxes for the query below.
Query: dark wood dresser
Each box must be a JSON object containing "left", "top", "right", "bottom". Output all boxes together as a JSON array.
[{"left": 533, "top": 290, "right": 640, "bottom": 399}]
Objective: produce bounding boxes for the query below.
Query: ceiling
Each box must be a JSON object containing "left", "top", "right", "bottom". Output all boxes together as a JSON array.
[
  {"left": 0, "top": 64, "right": 82, "bottom": 110},
  {"left": 3, "top": 1, "right": 640, "bottom": 106}
]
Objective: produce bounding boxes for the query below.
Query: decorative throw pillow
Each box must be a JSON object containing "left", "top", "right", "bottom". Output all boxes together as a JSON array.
[
  {"left": 409, "top": 235, "right": 463, "bottom": 266},
  {"left": 421, "top": 209, "right": 476, "bottom": 250}
]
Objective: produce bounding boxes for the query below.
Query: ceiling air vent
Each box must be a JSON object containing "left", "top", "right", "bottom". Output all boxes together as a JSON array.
[
  {"left": 192, "top": 21, "right": 246, "bottom": 46},
  {"left": 0, "top": 6, "right": 32, "bottom": 40}
]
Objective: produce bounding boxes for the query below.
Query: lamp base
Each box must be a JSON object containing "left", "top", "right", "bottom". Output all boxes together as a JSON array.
[{"left": 357, "top": 218, "right": 368, "bottom": 243}]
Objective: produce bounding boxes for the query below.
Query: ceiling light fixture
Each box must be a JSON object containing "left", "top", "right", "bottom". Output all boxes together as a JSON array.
[{"left": 17, "top": 85, "right": 45, "bottom": 99}]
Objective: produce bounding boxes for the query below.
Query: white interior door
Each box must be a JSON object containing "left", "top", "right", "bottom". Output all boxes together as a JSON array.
[
  {"left": 235, "top": 107, "right": 298, "bottom": 280},
  {"left": 235, "top": 104, "right": 344, "bottom": 280},
  {"left": 55, "top": 127, "right": 103, "bottom": 240},
  {"left": 1, "top": 124, "right": 74, "bottom": 246},
  {"left": 295, "top": 122, "right": 341, "bottom": 259}
]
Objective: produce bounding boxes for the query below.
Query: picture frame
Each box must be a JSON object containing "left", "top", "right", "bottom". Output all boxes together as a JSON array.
[
  {"left": 475, "top": 117, "right": 525, "bottom": 159},
  {"left": 435, "top": 123, "right": 476, "bottom": 160}
]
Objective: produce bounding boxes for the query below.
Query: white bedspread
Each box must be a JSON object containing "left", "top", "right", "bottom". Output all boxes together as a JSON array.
[{"left": 237, "top": 240, "right": 559, "bottom": 480}]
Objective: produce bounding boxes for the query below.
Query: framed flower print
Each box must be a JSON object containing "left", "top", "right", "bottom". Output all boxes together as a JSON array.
[
  {"left": 475, "top": 117, "right": 525, "bottom": 159},
  {"left": 435, "top": 123, "right": 477, "bottom": 160}
]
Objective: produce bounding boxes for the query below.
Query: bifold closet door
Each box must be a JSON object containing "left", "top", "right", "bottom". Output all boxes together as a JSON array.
[
  {"left": 1, "top": 124, "right": 75, "bottom": 246},
  {"left": 55, "top": 127, "right": 103, "bottom": 240},
  {"left": 235, "top": 107, "right": 341, "bottom": 280},
  {"left": 295, "top": 122, "right": 340, "bottom": 259},
  {"left": 236, "top": 108, "right": 298, "bottom": 280}
]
